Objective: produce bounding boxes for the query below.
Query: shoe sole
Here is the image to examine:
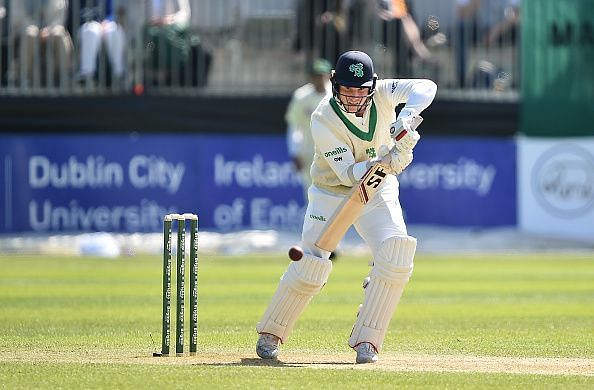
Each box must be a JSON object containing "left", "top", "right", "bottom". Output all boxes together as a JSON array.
[{"left": 256, "top": 350, "right": 278, "bottom": 360}]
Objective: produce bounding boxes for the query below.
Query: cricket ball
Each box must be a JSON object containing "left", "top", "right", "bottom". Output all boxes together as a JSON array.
[
  {"left": 288, "top": 245, "right": 304, "bottom": 261},
  {"left": 133, "top": 83, "right": 144, "bottom": 96}
]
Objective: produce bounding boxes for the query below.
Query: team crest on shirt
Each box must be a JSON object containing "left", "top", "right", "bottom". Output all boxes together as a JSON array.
[{"left": 349, "top": 63, "right": 364, "bottom": 77}]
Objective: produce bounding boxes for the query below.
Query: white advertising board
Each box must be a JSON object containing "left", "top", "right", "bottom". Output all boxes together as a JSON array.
[{"left": 518, "top": 136, "right": 594, "bottom": 240}]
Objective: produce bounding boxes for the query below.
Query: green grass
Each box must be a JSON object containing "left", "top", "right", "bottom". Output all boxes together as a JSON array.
[{"left": 0, "top": 253, "right": 593, "bottom": 388}]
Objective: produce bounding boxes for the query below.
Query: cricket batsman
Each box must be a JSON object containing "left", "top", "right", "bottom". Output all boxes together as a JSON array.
[{"left": 256, "top": 50, "right": 437, "bottom": 363}]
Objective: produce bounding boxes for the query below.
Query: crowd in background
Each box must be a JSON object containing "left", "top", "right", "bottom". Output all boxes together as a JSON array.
[
  {"left": 0, "top": 0, "right": 520, "bottom": 97},
  {"left": 307, "top": 0, "right": 520, "bottom": 92},
  {"left": 0, "top": 0, "right": 208, "bottom": 92}
]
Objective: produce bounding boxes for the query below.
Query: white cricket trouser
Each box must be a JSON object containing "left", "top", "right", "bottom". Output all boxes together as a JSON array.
[
  {"left": 301, "top": 174, "right": 407, "bottom": 258},
  {"left": 79, "top": 21, "right": 126, "bottom": 77}
]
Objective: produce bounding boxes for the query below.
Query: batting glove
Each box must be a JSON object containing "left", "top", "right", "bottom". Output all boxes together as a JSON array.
[
  {"left": 389, "top": 114, "right": 423, "bottom": 152},
  {"left": 377, "top": 145, "right": 414, "bottom": 175}
]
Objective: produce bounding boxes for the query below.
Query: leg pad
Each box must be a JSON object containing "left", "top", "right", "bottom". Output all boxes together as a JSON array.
[
  {"left": 348, "top": 236, "right": 416, "bottom": 351},
  {"left": 256, "top": 254, "right": 332, "bottom": 342}
]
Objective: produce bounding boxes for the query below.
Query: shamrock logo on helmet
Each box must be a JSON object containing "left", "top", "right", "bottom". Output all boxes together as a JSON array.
[{"left": 349, "top": 63, "right": 364, "bottom": 78}]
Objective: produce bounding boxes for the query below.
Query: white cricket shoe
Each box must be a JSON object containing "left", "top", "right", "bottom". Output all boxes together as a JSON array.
[
  {"left": 355, "top": 342, "right": 378, "bottom": 364},
  {"left": 256, "top": 333, "right": 280, "bottom": 359}
]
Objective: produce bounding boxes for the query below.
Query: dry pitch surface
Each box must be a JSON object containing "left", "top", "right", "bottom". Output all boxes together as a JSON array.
[{"left": 2, "top": 352, "right": 593, "bottom": 377}]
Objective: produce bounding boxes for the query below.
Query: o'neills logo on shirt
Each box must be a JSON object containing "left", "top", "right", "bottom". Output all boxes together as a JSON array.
[{"left": 324, "top": 147, "right": 348, "bottom": 158}]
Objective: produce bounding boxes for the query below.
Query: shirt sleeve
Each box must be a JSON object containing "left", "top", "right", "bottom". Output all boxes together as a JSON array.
[{"left": 381, "top": 79, "right": 437, "bottom": 118}]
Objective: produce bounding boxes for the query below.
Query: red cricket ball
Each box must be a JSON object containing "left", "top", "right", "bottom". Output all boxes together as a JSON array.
[
  {"left": 288, "top": 245, "right": 304, "bottom": 261},
  {"left": 133, "top": 83, "right": 144, "bottom": 96}
]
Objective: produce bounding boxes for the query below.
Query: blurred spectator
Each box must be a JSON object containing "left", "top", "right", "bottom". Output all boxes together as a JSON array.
[
  {"left": 191, "top": 0, "right": 237, "bottom": 78},
  {"left": 456, "top": 0, "right": 519, "bottom": 89},
  {"left": 349, "top": 0, "right": 433, "bottom": 77},
  {"left": 489, "top": 0, "right": 519, "bottom": 90},
  {"left": 0, "top": 1, "right": 4, "bottom": 28},
  {"left": 144, "top": 0, "right": 191, "bottom": 87},
  {"left": 294, "top": 0, "right": 348, "bottom": 66},
  {"left": 10, "top": 0, "right": 73, "bottom": 88},
  {"left": 76, "top": 0, "right": 127, "bottom": 88},
  {"left": 381, "top": 0, "right": 433, "bottom": 75},
  {"left": 285, "top": 58, "right": 332, "bottom": 201},
  {"left": 1, "top": 0, "right": 7, "bottom": 86},
  {"left": 486, "top": 0, "right": 519, "bottom": 48},
  {"left": 456, "top": 0, "right": 479, "bottom": 88}
]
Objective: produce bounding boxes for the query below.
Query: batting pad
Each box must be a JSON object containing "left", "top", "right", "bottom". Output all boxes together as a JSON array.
[
  {"left": 256, "top": 254, "right": 333, "bottom": 342},
  {"left": 348, "top": 235, "right": 416, "bottom": 351}
]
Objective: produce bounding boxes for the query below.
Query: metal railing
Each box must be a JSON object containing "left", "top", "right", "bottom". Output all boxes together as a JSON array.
[{"left": 0, "top": 0, "right": 519, "bottom": 100}]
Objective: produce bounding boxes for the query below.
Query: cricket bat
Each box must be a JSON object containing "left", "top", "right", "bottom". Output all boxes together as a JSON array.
[{"left": 315, "top": 116, "right": 423, "bottom": 252}]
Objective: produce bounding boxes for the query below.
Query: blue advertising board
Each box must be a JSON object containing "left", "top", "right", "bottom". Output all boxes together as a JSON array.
[
  {"left": 0, "top": 134, "right": 304, "bottom": 233},
  {"left": 399, "top": 137, "right": 516, "bottom": 226},
  {"left": 0, "top": 134, "right": 516, "bottom": 233}
]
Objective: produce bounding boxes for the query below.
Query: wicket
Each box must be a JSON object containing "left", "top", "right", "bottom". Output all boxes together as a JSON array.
[{"left": 156, "top": 213, "right": 198, "bottom": 357}]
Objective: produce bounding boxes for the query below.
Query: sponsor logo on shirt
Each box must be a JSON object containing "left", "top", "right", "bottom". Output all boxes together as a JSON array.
[
  {"left": 309, "top": 214, "right": 327, "bottom": 222},
  {"left": 324, "top": 147, "right": 348, "bottom": 158}
]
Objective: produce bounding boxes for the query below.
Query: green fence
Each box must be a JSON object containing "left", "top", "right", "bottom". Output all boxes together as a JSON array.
[{"left": 521, "top": 0, "right": 594, "bottom": 136}]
